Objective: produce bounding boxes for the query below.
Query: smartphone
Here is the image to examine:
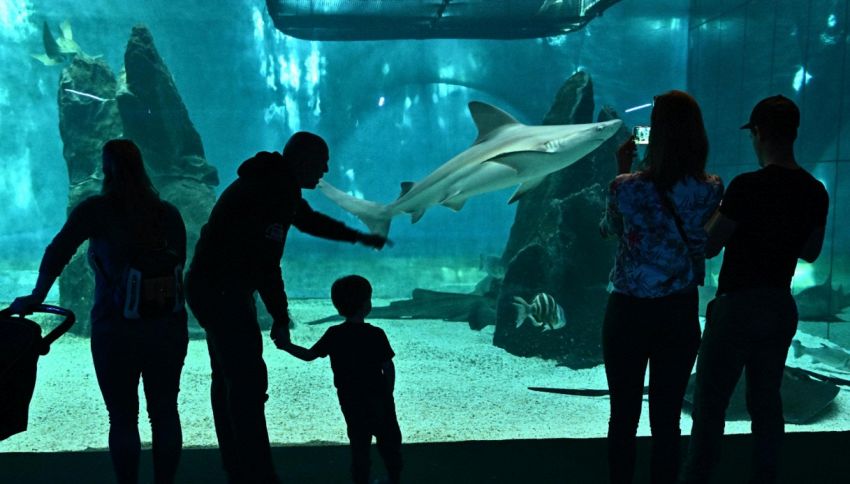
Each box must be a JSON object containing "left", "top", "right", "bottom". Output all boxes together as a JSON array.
[{"left": 633, "top": 126, "right": 651, "bottom": 145}]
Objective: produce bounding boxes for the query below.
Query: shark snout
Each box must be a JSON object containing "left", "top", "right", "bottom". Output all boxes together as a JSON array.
[
  {"left": 588, "top": 119, "right": 623, "bottom": 143},
  {"left": 598, "top": 119, "right": 623, "bottom": 136},
  {"left": 541, "top": 119, "right": 624, "bottom": 153}
]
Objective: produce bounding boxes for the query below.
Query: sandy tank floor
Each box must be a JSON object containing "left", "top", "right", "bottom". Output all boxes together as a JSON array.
[{"left": 1, "top": 299, "right": 850, "bottom": 453}]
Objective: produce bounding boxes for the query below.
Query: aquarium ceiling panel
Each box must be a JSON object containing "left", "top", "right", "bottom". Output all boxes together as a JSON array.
[{"left": 265, "top": 0, "right": 623, "bottom": 40}]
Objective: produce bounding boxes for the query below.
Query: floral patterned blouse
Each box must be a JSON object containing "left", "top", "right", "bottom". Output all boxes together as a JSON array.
[{"left": 600, "top": 172, "right": 724, "bottom": 298}]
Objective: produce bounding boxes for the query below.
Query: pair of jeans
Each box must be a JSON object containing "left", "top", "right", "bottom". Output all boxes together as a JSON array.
[
  {"left": 603, "top": 290, "right": 701, "bottom": 484},
  {"left": 185, "top": 272, "right": 279, "bottom": 484},
  {"left": 680, "top": 288, "right": 797, "bottom": 484},
  {"left": 338, "top": 392, "right": 403, "bottom": 484},
  {"left": 91, "top": 315, "right": 188, "bottom": 484}
]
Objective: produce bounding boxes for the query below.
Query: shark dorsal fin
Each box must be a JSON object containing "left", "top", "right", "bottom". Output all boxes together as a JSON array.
[
  {"left": 399, "top": 182, "right": 415, "bottom": 198},
  {"left": 469, "top": 101, "right": 521, "bottom": 145}
]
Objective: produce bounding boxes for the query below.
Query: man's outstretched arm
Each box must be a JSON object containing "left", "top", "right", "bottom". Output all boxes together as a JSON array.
[{"left": 293, "top": 198, "right": 387, "bottom": 249}]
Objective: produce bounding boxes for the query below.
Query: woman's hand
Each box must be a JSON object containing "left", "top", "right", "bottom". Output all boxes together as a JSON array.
[
  {"left": 9, "top": 294, "right": 44, "bottom": 315},
  {"left": 616, "top": 137, "right": 637, "bottom": 175}
]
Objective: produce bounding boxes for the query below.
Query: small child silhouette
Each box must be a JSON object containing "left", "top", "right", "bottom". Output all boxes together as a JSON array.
[{"left": 278, "top": 275, "right": 402, "bottom": 484}]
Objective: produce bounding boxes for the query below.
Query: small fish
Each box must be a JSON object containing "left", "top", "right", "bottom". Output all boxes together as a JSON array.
[{"left": 513, "top": 293, "right": 566, "bottom": 331}]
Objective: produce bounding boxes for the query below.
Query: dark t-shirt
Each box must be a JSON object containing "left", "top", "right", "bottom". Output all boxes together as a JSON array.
[
  {"left": 717, "top": 164, "right": 829, "bottom": 294},
  {"left": 311, "top": 320, "right": 395, "bottom": 397}
]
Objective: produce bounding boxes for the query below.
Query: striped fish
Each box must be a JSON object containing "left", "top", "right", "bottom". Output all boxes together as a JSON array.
[{"left": 512, "top": 293, "right": 567, "bottom": 331}]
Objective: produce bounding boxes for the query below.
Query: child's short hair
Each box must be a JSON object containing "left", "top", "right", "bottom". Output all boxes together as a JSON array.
[{"left": 331, "top": 275, "right": 372, "bottom": 317}]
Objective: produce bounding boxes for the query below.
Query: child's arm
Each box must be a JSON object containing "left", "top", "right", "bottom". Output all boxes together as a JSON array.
[
  {"left": 382, "top": 359, "right": 395, "bottom": 394},
  {"left": 280, "top": 341, "right": 319, "bottom": 361}
]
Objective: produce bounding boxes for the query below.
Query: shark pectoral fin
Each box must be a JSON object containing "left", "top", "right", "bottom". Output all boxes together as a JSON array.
[
  {"left": 411, "top": 209, "right": 426, "bottom": 224},
  {"left": 437, "top": 190, "right": 466, "bottom": 211},
  {"left": 508, "top": 177, "right": 546, "bottom": 204},
  {"left": 441, "top": 196, "right": 467, "bottom": 212},
  {"left": 469, "top": 101, "right": 521, "bottom": 145}
]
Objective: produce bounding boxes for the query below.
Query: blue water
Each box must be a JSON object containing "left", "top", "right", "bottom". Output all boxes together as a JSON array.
[{"left": 0, "top": 0, "right": 848, "bottom": 449}]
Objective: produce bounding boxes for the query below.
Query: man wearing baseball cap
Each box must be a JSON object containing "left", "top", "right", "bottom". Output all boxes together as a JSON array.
[{"left": 680, "top": 95, "right": 829, "bottom": 483}]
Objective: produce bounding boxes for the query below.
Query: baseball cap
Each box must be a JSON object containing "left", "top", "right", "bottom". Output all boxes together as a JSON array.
[{"left": 740, "top": 95, "right": 800, "bottom": 131}]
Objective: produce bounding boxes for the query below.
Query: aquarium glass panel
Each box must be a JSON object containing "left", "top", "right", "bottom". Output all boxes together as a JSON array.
[
  {"left": 1, "top": 0, "right": 849, "bottom": 458},
  {"left": 689, "top": 0, "right": 850, "bottom": 437}
]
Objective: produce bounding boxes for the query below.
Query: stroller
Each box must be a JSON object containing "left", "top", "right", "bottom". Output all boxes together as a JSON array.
[{"left": 0, "top": 304, "right": 75, "bottom": 441}]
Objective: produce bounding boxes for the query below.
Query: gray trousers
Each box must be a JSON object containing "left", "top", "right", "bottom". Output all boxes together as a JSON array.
[{"left": 680, "top": 288, "right": 797, "bottom": 484}]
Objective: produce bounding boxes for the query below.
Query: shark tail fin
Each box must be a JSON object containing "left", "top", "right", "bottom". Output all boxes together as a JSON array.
[
  {"left": 41, "top": 21, "right": 61, "bottom": 59},
  {"left": 59, "top": 20, "right": 73, "bottom": 41},
  {"left": 317, "top": 180, "right": 392, "bottom": 238}
]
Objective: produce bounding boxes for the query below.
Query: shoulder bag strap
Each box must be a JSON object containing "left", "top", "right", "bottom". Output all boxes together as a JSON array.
[{"left": 653, "top": 182, "right": 690, "bottom": 246}]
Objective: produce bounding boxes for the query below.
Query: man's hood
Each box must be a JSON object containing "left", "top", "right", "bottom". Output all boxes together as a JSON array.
[{"left": 236, "top": 151, "right": 289, "bottom": 179}]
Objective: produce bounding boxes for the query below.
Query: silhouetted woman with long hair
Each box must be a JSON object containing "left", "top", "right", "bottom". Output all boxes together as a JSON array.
[
  {"left": 11, "top": 139, "right": 189, "bottom": 484},
  {"left": 599, "top": 91, "right": 724, "bottom": 484}
]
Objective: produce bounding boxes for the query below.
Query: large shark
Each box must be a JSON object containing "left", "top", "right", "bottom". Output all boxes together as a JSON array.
[{"left": 319, "top": 101, "right": 623, "bottom": 238}]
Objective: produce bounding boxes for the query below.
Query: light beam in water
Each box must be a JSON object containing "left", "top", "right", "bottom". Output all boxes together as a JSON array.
[
  {"left": 624, "top": 103, "right": 652, "bottom": 113},
  {"left": 63, "top": 88, "right": 109, "bottom": 102}
]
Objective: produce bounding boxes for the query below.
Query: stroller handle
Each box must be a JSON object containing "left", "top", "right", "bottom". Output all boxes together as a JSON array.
[
  {"left": 36, "top": 305, "right": 76, "bottom": 353},
  {"left": 0, "top": 304, "right": 76, "bottom": 356}
]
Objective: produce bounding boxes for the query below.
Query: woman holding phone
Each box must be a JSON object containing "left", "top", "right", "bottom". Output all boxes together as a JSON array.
[{"left": 599, "top": 91, "right": 724, "bottom": 484}]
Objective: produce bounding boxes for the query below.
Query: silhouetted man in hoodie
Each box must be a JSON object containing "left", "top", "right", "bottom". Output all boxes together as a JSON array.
[{"left": 185, "top": 132, "right": 386, "bottom": 484}]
